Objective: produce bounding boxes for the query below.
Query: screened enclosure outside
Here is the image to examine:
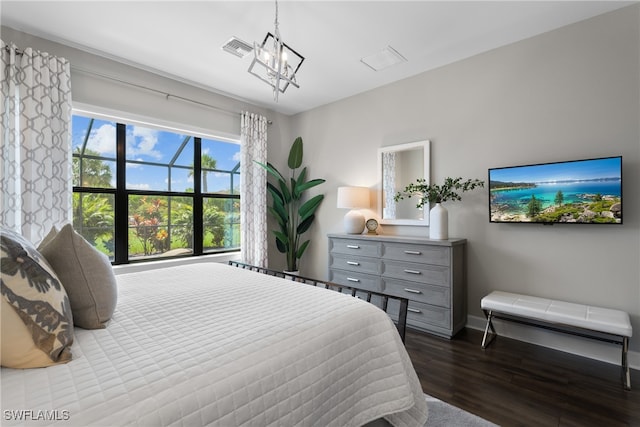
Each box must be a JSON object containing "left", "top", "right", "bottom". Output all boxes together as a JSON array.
[{"left": 72, "top": 114, "right": 240, "bottom": 263}]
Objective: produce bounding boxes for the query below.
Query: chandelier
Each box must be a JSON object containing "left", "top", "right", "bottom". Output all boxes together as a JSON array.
[{"left": 247, "top": 0, "right": 304, "bottom": 102}]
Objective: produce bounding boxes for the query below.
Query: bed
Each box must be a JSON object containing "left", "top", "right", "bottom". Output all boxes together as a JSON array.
[{"left": 1, "top": 261, "right": 428, "bottom": 426}]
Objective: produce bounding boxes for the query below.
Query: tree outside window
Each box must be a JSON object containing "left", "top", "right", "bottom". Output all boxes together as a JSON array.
[{"left": 72, "top": 114, "right": 240, "bottom": 263}]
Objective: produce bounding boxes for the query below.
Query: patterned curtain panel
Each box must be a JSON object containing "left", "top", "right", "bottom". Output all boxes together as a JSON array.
[
  {"left": 0, "top": 41, "right": 72, "bottom": 244},
  {"left": 382, "top": 151, "right": 397, "bottom": 219},
  {"left": 240, "top": 112, "right": 268, "bottom": 268}
]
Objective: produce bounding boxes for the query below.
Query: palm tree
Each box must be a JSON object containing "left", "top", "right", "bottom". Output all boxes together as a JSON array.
[
  {"left": 72, "top": 193, "right": 114, "bottom": 254},
  {"left": 189, "top": 153, "right": 217, "bottom": 193},
  {"left": 73, "top": 147, "right": 113, "bottom": 187}
]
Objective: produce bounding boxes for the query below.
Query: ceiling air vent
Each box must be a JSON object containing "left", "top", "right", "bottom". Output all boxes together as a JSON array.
[
  {"left": 361, "top": 46, "right": 407, "bottom": 71},
  {"left": 222, "top": 37, "right": 253, "bottom": 58}
]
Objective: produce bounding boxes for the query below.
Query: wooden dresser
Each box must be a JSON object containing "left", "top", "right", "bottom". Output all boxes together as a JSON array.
[{"left": 328, "top": 233, "right": 467, "bottom": 338}]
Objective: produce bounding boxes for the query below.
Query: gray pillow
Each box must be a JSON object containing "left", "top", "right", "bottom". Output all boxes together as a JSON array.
[{"left": 39, "top": 224, "right": 117, "bottom": 329}]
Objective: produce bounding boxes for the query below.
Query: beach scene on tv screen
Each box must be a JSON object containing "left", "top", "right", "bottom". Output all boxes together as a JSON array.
[{"left": 490, "top": 157, "right": 622, "bottom": 223}]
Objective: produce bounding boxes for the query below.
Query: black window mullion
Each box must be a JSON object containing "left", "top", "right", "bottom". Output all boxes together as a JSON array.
[
  {"left": 193, "top": 137, "right": 203, "bottom": 255},
  {"left": 72, "top": 114, "right": 241, "bottom": 264},
  {"left": 114, "top": 123, "right": 128, "bottom": 264}
]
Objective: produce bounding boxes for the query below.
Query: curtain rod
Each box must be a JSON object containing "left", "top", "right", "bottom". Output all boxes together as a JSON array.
[
  {"left": 4, "top": 45, "right": 23, "bottom": 55},
  {"left": 4, "top": 45, "right": 272, "bottom": 124},
  {"left": 72, "top": 66, "right": 243, "bottom": 118}
]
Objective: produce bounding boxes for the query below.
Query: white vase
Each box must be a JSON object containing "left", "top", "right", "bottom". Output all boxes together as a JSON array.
[{"left": 429, "top": 203, "right": 448, "bottom": 240}]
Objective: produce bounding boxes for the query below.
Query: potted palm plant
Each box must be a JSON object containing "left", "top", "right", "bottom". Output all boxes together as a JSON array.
[
  {"left": 395, "top": 177, "right": 484, "bottom": 239},
  {"left": 255, "top": 137, "right": 325, "bottom": 272}
]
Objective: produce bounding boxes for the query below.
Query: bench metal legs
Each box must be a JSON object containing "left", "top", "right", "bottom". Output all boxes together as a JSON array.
[
  {"left": 623, "top": 337, "right": 631, "bottom": 390},
  {"left": 481, "top": 310, "right": 496, "bottom": 349},
  {"left": 479, "top": 309, "right": 632, "bottom": 390}
]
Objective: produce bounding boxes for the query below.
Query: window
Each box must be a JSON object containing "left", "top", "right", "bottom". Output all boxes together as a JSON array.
[{"left": 72, "top": 113, "right": 240, "bottom": 264}]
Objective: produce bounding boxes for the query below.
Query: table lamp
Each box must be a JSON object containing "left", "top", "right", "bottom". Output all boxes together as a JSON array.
[{"left": 337, "top": 186, "right": 370, "bottom": 234}]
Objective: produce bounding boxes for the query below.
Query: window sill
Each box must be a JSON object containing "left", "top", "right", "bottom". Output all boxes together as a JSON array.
[{"left": 112, "top": 252, "right": 241, "bottom": 276}]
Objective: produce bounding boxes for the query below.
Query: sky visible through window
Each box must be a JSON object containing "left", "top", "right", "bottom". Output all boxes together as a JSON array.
[{"left": 72, "top": 115, "right": 240, "bottom": 193}]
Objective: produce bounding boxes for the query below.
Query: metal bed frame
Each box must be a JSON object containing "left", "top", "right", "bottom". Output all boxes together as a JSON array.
[{"left": 228, "top": 261, "right": 409, "bottom": 343}]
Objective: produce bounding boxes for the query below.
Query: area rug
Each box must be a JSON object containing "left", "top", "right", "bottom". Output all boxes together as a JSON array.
[{"left": 424, "top": 394, "right": 499, "bottom": 427}]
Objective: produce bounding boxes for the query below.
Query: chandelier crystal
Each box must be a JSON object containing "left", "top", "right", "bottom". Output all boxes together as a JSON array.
[{"left": 247, "top": 0, "right": 304, "bottom": 102}]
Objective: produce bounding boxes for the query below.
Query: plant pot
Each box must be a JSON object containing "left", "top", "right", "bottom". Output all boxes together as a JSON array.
[{"left": 429, "top": 203, "right": 448, "bottom": 240}]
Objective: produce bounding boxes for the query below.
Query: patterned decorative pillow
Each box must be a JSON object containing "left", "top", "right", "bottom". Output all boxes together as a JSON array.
[
  {"left": 0, "top": 227, "right": 74, "bottom": 368},
  {"left": 39, "top": 224, "right": 117, "bottom": 329}
]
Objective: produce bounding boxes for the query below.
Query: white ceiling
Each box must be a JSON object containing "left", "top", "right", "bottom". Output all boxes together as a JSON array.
[{"left": 1, "top": 1, "right": 634, "bottom": 115}]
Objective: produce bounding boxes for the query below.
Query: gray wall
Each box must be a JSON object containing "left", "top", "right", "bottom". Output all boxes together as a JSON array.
[{"left": 284, "top": 5, "right": 640, "bottom": 358}]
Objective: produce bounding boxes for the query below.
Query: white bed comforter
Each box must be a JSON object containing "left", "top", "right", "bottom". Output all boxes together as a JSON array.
[{"left": 2, "top": 263, "right": 427, "bottom": 427}]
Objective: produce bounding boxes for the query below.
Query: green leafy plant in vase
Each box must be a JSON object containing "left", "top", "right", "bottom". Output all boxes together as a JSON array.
[
  {"left": 395, "top": 177, "right": 484, "bottom": 239},
  {"left": 255, "top": 137, "right": 325, "bottom": 272}
]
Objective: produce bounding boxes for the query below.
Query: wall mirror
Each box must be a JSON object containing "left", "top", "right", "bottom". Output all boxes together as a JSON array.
[{"left": 377, "top": 140, "right": 430, "bottom": 226}]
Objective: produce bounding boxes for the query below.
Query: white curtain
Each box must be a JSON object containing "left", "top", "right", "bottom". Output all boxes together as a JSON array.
[
  {"left": 382, "top": 151, "right": 397, "bottom": 219},
  {"left": 1, "top": 41, "right": 72, "bottom": 243},
  {"left": 240, "top": 111, "right": 268, "bottom": 268}
]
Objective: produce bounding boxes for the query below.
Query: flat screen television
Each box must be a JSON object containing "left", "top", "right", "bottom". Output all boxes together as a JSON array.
[{"left": 489, "top": 156, "right": 622, "bottom": 224}]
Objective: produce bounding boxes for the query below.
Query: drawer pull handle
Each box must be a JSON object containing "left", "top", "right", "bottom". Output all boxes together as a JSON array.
[
  {"left": 346, "top": 261, "right": 360, "bottom": 266},
  {"left": 404, "top": 269, "right": 421, "bottom": 275},
  {"left": 404, "top": 288, "right": 422, "bottom": 294},
  {"left": 404, "top": 250, "right": 422, "bottom": 255},
  {"left": 347, "top": 277, "right": 360, "bottom": 282},
  {"left": 408, "top": 308, "right": 422, "bottom": 313},
  {"left": 347, "top": 245, "right": 360, "bottom": 249}
]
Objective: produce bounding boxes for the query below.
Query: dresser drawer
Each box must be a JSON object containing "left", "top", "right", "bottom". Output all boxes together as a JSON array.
[
  {"left": 330, "top": 238, "right": 381, "bottom": 257},
  {"left": 382, "top": 278, "right": 450, "bottom": 308},
  {"left": 327, "top": 234, "right": 466, "bottom": 338},
  {"left": 328, "top": 269, "right": 382, "bottom": 292},
  {"left": 406, "top": 301, "right": 451, "bottom": 330},
  {"left": 330, "top": 254, "right": 380, "bottom": 275},
  {"left": 382, "top": 260, "right": 450, "bottom": 287},
  {"left": 382, "top": 242, "right": 450, "bottom": 266}
]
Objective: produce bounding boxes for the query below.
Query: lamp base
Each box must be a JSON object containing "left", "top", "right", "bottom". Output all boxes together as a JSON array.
[{"left": 344, "top": 210, "right": 365, "bottom": 234}]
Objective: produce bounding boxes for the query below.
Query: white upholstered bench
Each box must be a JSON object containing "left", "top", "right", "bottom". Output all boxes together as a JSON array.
[{"left": 480, "top": 291, "right": 633, "bottom": 390}]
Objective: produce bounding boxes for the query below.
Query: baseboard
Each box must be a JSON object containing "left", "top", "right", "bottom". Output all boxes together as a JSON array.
[{"left": 467, "top": 314, "right": 639, "bottom": 370}]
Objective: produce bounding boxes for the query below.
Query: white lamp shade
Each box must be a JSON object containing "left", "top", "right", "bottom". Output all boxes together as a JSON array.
[{"left": 337, "top": 186, "right": 370, "bottom": 209}]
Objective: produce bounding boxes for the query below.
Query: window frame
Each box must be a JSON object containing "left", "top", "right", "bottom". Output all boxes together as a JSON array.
[{"left": 72, "top": 108, "right": 241, "bottom": 265}]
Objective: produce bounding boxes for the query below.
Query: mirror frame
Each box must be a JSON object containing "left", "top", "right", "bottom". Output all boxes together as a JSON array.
[{"left": 377, "top": 140, "right": 431, "bottom": 226}]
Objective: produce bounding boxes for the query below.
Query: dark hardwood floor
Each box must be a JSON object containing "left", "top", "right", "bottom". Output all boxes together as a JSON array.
[{"left": 405, "top": 328, "right": 640, "bottom": 427}]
